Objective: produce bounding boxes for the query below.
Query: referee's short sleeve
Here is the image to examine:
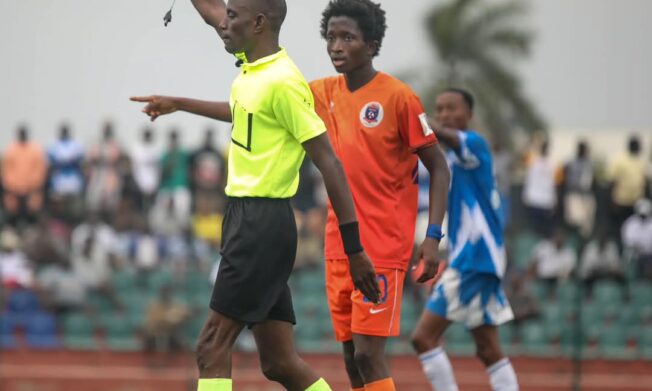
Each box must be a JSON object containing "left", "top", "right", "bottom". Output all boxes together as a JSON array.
[{"left": 273, "top": 78, "right": 327, "bottom": 143}]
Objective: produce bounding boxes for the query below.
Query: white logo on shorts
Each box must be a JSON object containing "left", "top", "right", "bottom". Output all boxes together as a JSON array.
[{"left": 369, "top": 307, "right": 388, "bottom": 315}]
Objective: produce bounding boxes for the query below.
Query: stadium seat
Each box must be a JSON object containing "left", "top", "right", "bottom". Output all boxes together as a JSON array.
[
  {"left": 183, "top": 315, "right": 206, "bottom": 342},
  {"left": 293, "top": 270, "right": 325, "bottom": 293},
  {"left": 556, "top": 282, "right": 579, "bottom": 303},
  {"left": 88, "top": 292, "right": 115, "bottom": 313},
  {"left": 445, "top": 323, "right": 474, "bottom": 356},
  {"left": 147, "top": 269, "right": 174, "bottom": 291},
  {"left": 639, "top": 329, "right": 652, "bottom": 359},
  {"left": 598, "top": 326, "right": 630, "bottom": 359},
  {"left": 7, "top": 288, "right": 40, "bottom": 314},
  {"left": 25, "top": 311, "right": 60, "bottom": 349},
  {"left": 0, "top": 313, "right": 18, "bottom": 349},
  {"left": 530, "top": 280, "right": 549, "bottom": 302},
  {"left": 513, "top": 233, "right": 538, "bottom": 269},
  {"left": 101, "top": 314, "right": 139, "bottom": 351},
  {"left": 521, "top": 321, "right": 552, "bottom": 356},
  {"left": 111, "top": 269, "right": 137, "bottom": 291},
  {"left": 593, "top": 281, "right": 624, "bottom": 306},
  {"left": 62, "top": 313, "right": 98, "bottom": 350}
]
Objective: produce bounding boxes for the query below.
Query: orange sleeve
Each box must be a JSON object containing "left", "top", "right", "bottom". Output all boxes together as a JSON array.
[
  {"left": 398, "top": 90, "right": 438, "bottom": 152},
  {"left": 309, "top": 79, "right": 329, "bottom": 119}
]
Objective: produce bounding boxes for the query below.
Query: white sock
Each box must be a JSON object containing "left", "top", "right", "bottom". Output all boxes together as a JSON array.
[
  {"left": 487, "top": 358, "right": 519, "bottom": 391},
  {"left": 419, "top": 347, "right": 459, "bottom": 391}
]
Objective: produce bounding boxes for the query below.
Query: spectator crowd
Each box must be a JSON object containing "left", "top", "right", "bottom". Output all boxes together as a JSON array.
[{"left": 0, "top": 122, "right": 651, "bottom": 355}]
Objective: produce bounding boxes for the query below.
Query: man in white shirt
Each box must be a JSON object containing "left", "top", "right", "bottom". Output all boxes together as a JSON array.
[
  {"left": 523, "top": 142, "right": 557, "bottom": 237},
  {"left": 131, "top": 128, "right": 160, "bottom": 210},
  {"left": 530, "top": 229, "right": 576, "bottom": 291},
  {"left": 622, "top": 198, "right": 652, "bottom": 279}
]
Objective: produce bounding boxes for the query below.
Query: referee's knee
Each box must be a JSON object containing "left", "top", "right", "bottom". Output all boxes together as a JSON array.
[
  {"left": 260, "top": 356, "right": 297, "bottom": 383},
  {"left": 194, "top": 313, "right": 238, "bottom": 373}
]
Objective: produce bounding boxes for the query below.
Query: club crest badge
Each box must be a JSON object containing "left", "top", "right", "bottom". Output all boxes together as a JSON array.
[{"left": 360, "top": 102, "right": 384, "bottom": 128}]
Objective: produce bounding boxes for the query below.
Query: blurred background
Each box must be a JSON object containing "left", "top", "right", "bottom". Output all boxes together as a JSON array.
[{"left": 1, "top": 0, "right": 651, "bottom": 390}]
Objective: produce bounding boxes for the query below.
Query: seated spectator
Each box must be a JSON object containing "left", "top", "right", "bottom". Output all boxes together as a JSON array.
[
  {"left": 192, "top": 196, "right": 223, "bottom": 246},
  {"left": 2, "top": 126, "right": 48, "bottom": 226},
  {"left": 157, "top": 130, "right": 191, "bottom": 224},
  {"left": 190, "top": 128, "right": 226, "bottom": 213},
  {"left": 0, "top": 228, "right": 33, "bottom": 289},
  {"left": 86, "top": 121, "right": 123, "bottom": 216},
  {"left": 72, "top": 234, "right": 113, "bottom": 293},
  {"left": 607, "top": 136, "right": 647, "bottom": 241},
  {"left": 149, "top": 197, "right": 189, "bottom": 265},
  {"left": 562, "top": 141, "right": 596, "bottom": 238},
  {"left": 47, "top": 124, "right": 85, "bottom": 219},
  {"left": 530, "top": 229, "right": 577, "bottom": 291},
  {"left": 142, "top": 285, "right": 191, "bottom": 353},
  {"left": 507, "top": 273, "right": 540, "bottom": 329},
  {"left": 622, "top": 198, "right": 652, "bottom": 279},
  {"left": 71, "top": 231, "right": 122, "bottom": 311},
  {"left": 131, "top": 128, "right": 160, "bottom": 211},
  {"left": 36, "top": 258, "right": 87, "bottom": 316},
  {"left": 71, "top": 212, "right": 116, "bottom": 257},
  {"left": 579, "top": 229, "right": 625, "bottom": 297},
  {"left": 522, "top": 141, "right": 558, "bottom": 237},
  {"left": 133, "top": 222, "right": 163, "bottom": 274}
]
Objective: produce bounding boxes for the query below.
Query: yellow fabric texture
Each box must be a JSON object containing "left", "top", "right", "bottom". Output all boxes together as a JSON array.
[
  {"left": 226, "top": 48, "right": 326, "bottom": 198},
  {"left": 197, "top": 379, "right": 232, "bottom": 391}
]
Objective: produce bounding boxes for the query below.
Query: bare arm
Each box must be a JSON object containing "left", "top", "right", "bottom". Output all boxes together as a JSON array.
[
  {"left": 190, "top": 0, "right": 226, "bottom": 30},
  {"left": 429, "top": 119, "right": 461, "bottom": 151},
  {"left": 130, "top": 96, "right": 231, "bottom": 123},
  {"left": 302, "top": 133, "right": 381, "bottom": 303},
  {"left": 414, "top": 144, "right": 450, "bottom": 282}
]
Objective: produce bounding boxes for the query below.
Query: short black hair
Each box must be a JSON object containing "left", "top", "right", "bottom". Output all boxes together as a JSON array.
[
  {"left": 320, "top": 0, "right": 387, "bottom": 57},
  {"left": 628, "top": 135, "right": 641, "bottom": 155},
  {"left": 253, "top": 0, "right": 286, "bottom": 33},
  {"left": 444, "top": 88, "right": 475, "bottom": 112}
]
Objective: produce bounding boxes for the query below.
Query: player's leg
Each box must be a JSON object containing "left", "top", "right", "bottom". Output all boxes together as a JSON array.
[
  {"left": 411, "top": 269, "right": 460, "bottom": 391},
  {"left": 325, "top": 258, "right": 364, "bottom": 390},
  {"left": 195, "top": 310, "right": 244, "bottom": 390},
  {"left": 341, "top": 341, "right": 365, "bottom": 390},
  {"left": 200, "top": 197, "right": 297, "bottom": 390},
  {"left": 466, "top": 272, "right": 518, "bottom": 391},
  {"left": 350, "top": 334, "right": 394, "bottom": 390},
  {"left": 470, "top": 325, "right": 518, "bottom": 391},
  {"left": 349, "top": 268, "right": 405, "bottom": 390},
  {"left": 254, "top": 318, "right": 330, "bottom": 391}
]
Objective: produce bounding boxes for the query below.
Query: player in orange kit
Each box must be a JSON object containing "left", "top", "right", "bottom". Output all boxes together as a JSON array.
[{"left": 310, "top": 1, "right": 451, "bottom": 390}]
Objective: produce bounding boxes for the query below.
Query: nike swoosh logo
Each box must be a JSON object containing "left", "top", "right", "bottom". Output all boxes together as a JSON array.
[{"left": 369, "top": 308, "right": 387, "bottom": 315}]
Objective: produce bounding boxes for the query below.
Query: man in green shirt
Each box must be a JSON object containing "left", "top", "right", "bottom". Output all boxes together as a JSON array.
[{"left": 130, "top": 1, "right": 379, "bottom": 390}]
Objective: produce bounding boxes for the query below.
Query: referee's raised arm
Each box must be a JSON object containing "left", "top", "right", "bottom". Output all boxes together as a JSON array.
[
  {"left": 303, "top": 134, "right": 382, "bottom": 304},
  {"left": 191, "top": 0, "right": 226, "bottom": 31}
]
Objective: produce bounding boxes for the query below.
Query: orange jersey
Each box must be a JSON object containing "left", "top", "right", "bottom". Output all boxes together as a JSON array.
[{"left": 310, "top": 73, "right": 437, "bottom": 270}]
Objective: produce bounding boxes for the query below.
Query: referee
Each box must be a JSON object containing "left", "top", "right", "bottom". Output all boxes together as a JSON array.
[{"left": 130, "top": 1, "right": 380, "bottom": 391}]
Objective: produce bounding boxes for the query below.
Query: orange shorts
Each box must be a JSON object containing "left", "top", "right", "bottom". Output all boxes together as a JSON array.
[{"left": 325, "top": 259, "right": 405, "bottom": 342}]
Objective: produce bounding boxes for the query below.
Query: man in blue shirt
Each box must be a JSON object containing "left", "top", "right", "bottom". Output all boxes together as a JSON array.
[{"left": 411, "top": 89, "right": 519, "bottom": 391}]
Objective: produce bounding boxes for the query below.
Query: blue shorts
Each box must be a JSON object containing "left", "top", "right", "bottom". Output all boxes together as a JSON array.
[{"left": 426, "top": 268, "right": 513, "bottom": 329}]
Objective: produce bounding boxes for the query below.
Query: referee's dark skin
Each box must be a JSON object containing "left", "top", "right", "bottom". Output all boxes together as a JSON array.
[{"left": 131, "top": 0, "right": 380, "bottom": 390}]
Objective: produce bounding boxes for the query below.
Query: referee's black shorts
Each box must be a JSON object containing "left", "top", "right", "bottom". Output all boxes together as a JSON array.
[{"left": 210, "top": 197, "right": 297, "bottom": 326}]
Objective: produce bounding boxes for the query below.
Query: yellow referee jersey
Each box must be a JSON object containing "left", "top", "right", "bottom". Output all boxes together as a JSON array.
[{"left": 226, "top": 48, "right": 326, "bottom": 198}]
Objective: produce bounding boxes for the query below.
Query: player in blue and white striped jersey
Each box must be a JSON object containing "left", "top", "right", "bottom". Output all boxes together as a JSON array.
[{"left": 411, "top": 88, "right": 519, "bottom": 391}]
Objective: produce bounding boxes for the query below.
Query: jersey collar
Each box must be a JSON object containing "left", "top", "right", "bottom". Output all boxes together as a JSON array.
[{"left": 240, "top": 47, "right": 287, "bottom": 69}]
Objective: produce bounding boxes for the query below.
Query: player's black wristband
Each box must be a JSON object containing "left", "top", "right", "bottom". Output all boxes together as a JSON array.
[{"left": 340, "top": 221, "right": 363, "bottom": 255}]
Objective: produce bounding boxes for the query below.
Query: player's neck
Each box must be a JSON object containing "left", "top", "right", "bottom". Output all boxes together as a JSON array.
[
  {"left": 245, "top": 39, "right": 281, "bottom": 63},
  {"left": 344, "top": 63, "right": 377, "bottom": 92}
]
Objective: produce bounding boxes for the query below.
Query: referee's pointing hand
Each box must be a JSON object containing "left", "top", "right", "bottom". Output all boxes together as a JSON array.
[
  {"left": 130, "top": 95, "right": 178, "bottom": 122},
  {"left": 349, "top": 252, "right": 381, "bottom": 304}
]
